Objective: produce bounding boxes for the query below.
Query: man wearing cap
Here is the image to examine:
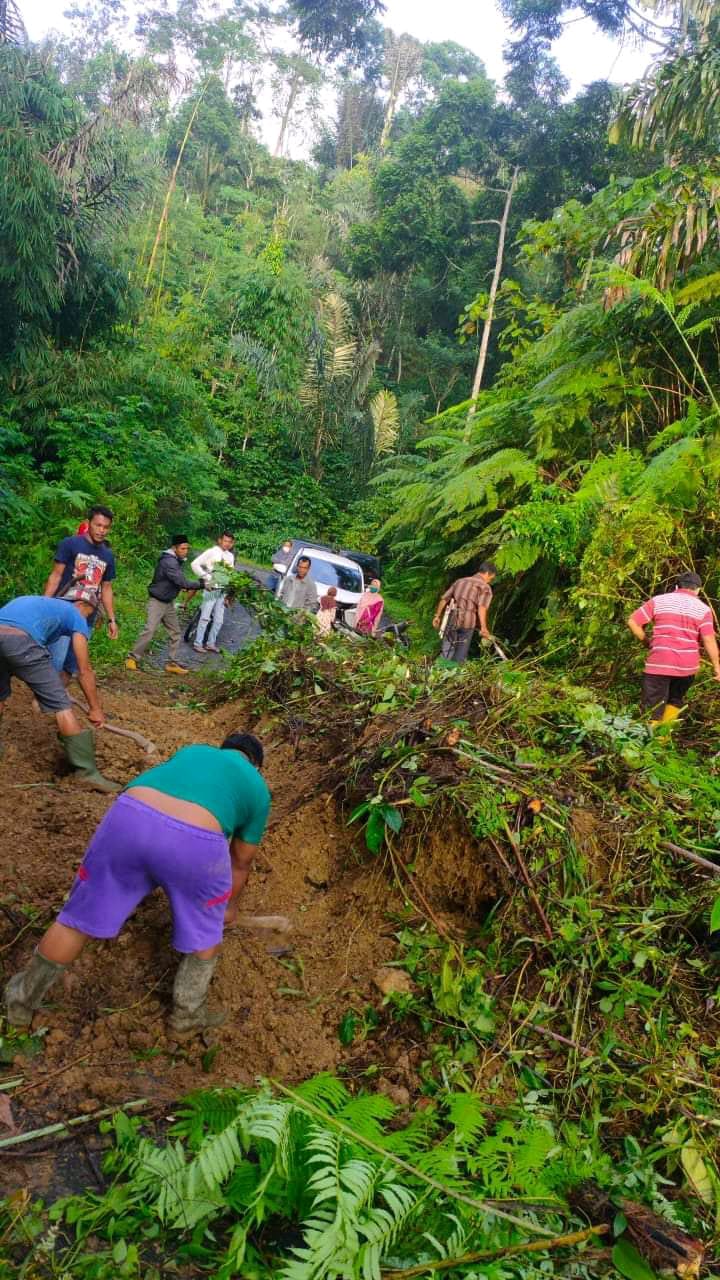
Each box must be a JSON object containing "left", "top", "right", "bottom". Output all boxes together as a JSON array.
[
  {"left": 126, "top": 536, "right": 200, "bottom": 675},
  {"left": 4, "top": 732, "right": 270, "bottom": 1035}
]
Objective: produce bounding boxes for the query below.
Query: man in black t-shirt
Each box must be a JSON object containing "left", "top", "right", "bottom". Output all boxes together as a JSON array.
[{"left": 44, "top": 506, "right": 119, "bottom": 675}]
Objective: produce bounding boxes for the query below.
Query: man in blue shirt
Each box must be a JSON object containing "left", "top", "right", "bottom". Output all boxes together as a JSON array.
[
  {"left": 0, "top": 595, "right": 117, "bottom": 793},
  {"left": 44, "top": 506, "right": 118, "bottom": 677}
]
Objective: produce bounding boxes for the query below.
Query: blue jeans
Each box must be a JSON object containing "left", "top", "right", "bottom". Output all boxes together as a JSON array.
[{"left": 196, "top": 591, "right": 225, "bottom": 648}]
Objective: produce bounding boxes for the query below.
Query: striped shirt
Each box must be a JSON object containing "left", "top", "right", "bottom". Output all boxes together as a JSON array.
[
  {"left": 441, "top": 574, "right": 493, "bottom": 631},
  {"left": 630, "top": 589, "right": 714, "bottom": 677}
]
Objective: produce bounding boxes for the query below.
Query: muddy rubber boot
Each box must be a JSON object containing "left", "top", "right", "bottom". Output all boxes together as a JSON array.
[
  {"left": 168, "top": 955, "right": 226, "bottom": 1036},
  {"left": 4, "top": 951, "right": 66, "bottom": 1027},
  {"left": 60, "top": 729, "right": 120, "bottom": 794}
]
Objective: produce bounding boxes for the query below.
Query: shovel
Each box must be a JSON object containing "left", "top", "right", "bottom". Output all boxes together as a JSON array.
[{"left": 233, "top": 914, "right": 292, "bottom": 933}]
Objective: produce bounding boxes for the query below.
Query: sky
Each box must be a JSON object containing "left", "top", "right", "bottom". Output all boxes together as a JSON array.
[
  {"left": 20, "top": 0, "right": 655, "bottom": 91},
  {"left": 19, "top": 0, "right": 656, "bottom": 155}
]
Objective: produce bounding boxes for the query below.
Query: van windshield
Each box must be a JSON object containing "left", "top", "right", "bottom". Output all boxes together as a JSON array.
[{"left": 303, "top": 557, "right": 362, "bottom": 593}]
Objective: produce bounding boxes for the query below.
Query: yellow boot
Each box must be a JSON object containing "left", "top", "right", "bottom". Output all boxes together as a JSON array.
[{"left": 661, "top": 704, "right": 681, "bottom": 724}]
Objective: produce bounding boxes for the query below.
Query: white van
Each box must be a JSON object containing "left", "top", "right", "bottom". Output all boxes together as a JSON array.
[{"left": 280, "top": 546, "right": 364, "bottom": 607}]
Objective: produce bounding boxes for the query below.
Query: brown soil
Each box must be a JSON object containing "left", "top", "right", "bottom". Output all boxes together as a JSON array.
[{"left": 0, "top": 670, "right": 419, "bottom": 1193}]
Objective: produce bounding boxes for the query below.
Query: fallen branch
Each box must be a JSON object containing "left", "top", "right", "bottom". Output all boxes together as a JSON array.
[
  {"left": 15, "top": 1053, "right": 91, "bottom": 1096},
  {"left": 527, "top": 1023, "right": 593, "bottom": 1058},
  {"left": 662, "top": 841, "right": 720, "bottom": 876},
  {"left": 381, "top": 1223, "right": 609, "bottom": 1278},
  {"left": 70, "top": 697, "right": 157, "bottom": 754},
  {"left": 492, "top": 828, "right": 553, "bottom": 940},
  {"left": 0, "top": 1098, "right": 149, "bottom": 1149}
]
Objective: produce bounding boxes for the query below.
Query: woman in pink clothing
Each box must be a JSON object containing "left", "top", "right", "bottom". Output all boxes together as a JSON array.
[{"left": 355, "top": 579, "right": 384, "bottom": 636}]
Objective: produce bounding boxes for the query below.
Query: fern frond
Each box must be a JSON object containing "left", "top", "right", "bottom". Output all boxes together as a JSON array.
[
  {"left": 295, "top": 1073, "right": 350, "bottom": 1113},
  {"left": 446, "top": 1092, "right": 486, "bottom": 1144},
  {"left": 337, "top": 1094, "right": 397, "bottom": 1142},
  {"left": 370, "top": 389, "right": 400, "bottom": 455}
]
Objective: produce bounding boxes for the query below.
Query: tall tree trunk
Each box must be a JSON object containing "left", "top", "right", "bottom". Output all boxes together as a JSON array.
[
  {"left": 465, "top": 166, "right": 520, "bottom": 439},
  {"left": 144, "top": 89, "right": 206, "bottom": 290},
  {"left": 312, "top": 408, "right": 325, "bottom": 480},
  {"left": 274, "top": 69, "right": 301, "bottom": 158},
  {"left": 379, "top": 57, "right": 403, "bottom": 151}
]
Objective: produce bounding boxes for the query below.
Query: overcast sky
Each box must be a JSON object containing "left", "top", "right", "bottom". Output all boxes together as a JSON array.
[
  {"left": 20, "top": 0, "right": 655, "bottom": 156},
  {"left": 21, "top": 0, "right": 654, "bottom": 90}
]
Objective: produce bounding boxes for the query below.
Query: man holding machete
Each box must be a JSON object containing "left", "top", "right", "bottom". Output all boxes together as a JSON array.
[{"left": 5, "top": 732, "right": 271, "bottom": 1035}]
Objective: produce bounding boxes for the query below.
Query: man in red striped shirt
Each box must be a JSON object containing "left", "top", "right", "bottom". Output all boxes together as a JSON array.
[{"left": 627, "top": 572, "right": 720, "bottom": 728}]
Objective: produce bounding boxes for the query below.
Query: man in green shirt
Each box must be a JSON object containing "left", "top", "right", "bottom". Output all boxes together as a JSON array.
[{"left": 5, "top": 732, "right": 271, "bottom": 1035}]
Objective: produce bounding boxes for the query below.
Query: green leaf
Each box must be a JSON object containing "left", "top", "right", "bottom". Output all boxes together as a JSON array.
[
  {"left": 612, "top": 1239, "right": 658, "bottom": 1280},
  {"left": 383, "top": 805, "right": 403, "bottom": 834},
  {"left": 681, "top": 1142, "right": 714, "bottom": 1204},
  {"left": 113, "top": 1240, "right": 128, "bottom": 1264},
  {"left": 710, "top": 896, "right": 720, "bottom": 933},
  {"left": 338, "top": 1011, "right": 358, "bottom": 1045},
  {"left": 366, "top": 810, "right": 386, "bottom": 854}
]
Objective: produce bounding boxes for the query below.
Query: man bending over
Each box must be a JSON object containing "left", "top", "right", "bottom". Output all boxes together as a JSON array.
[
  {"left": 0, "top": 594, "right": 116, "bottom": 791},
  {"left": 627, "top": 571, "right": 720, "bottom": 728},
  {"left": 5, "top": 732, "right": 270, "bottom": 1036}
]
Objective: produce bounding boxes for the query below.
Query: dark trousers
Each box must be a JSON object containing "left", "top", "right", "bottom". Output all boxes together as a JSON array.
[
  {"left": 441, "top": 625, "right": 474, "bottom": 664},
  {"left": 642, "top": 673, "right": 693, "bottom": 719}
]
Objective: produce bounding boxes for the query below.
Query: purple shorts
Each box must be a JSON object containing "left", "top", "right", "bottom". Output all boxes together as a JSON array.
[{"left": 58, "top": 793, "right": 232, "bottom": 953}]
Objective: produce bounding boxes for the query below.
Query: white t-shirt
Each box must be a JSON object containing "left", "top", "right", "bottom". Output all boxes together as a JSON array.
[{"left": 191, "top": 545, "right": 235, "bottom": 589}]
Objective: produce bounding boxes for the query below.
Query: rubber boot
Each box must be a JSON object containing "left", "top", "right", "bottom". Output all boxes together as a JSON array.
[
  {"left": 168, "top": 954, "right": 226, "bottom": 1036},
  {"left": 60, "top": 729, "right": 120, "bottom": 794},
  {"left": 661, "top": 703, "right": 681, "bottom": 724},
  {"left": 4, "top": 951, "right": 66, "bottom": 1027}
]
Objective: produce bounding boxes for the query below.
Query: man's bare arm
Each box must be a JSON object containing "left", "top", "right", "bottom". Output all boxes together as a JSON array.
[
  {"left": 702, "top": 633, "right": 720, "bottom": 678},
  {"left": 478, "top": 604, "right": 491, "bottom": 638},
  {"left": 44, "top": 563, "right": 64, "bottom": 597},
  {"left": 101, "top": 581, "right": 118, "bottom": 639},
  {"left": 224, "top": 839, "right": 258, "bottom": 924},
  {"left": 432, "top": 589, "right": 451, "bottom": 628},
  {"left": 71, "top": 635, "right": 104, "bottom": 726},
  {"left": 627, "top": 617, "right": 647, "bottom": 644}
]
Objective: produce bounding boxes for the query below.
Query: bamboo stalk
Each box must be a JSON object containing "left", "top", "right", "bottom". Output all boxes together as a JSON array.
[
  {"left": 144, "top": 86, "right": 207, "bottom": 289},
  {"left": 381, "top": 1223, "right": 609, "bottom": 1278},
  {"left": 0, "top": 1098, "right": 149, "bottom": 1150}
]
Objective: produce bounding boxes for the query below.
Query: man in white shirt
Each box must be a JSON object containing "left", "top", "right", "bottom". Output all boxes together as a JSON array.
[{"left": 191, "top": 533, "right": 235, "bottom": 653}]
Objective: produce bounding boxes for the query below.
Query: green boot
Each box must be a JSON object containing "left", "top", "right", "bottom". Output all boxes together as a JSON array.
[
  {"left": 168, "top": 955, "right": 226, "bottom": 1036},
  {"left": 60, "top": 729, "right": 120, "bottom": 794},
  {"left": 4, "top": 951, "right": 66, "bottom": 1026}
]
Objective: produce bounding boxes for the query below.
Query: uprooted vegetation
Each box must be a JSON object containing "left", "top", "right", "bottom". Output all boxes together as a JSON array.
[{"left": 5, "top": 595, "right": 719, "bottom": 1279}]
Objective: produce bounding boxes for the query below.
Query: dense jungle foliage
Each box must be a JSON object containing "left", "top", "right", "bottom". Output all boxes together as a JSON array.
[
  {"left": 5, "top": 1, "right": 720, "bottom": 1277},
  {"left": 1, "top": 0, "right": 706, "bottom": 629}
]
